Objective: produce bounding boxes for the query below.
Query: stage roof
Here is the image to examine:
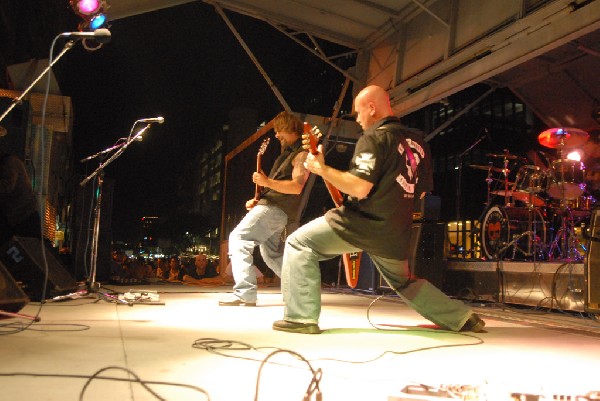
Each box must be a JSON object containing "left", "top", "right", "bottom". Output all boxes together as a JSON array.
[{"left": 104, "top": 0, "right": 600, "bottom": 131}]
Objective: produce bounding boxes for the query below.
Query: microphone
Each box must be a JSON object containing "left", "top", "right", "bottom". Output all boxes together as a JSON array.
[
  {"left": 59, "top": 28, "right": 111, "bottom": 44},
  {"left": 138, "top": 117, "right": 165, "bottom": 124}
]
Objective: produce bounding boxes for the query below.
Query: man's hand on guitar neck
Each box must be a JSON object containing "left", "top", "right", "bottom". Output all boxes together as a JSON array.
[
  {"left": 303, "top": 143, "right": 328, "bottom": 176},
  {"left": 252, "top": 170, "right": 269, "bottom": 187}
]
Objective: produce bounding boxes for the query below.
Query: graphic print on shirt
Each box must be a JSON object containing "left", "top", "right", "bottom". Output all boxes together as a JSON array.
[
  {"left": 396, "top": 138, "right": 425, "bottom": 197},
  {"left": 354, "top": 153, "right": 376, "bottom": 176}
]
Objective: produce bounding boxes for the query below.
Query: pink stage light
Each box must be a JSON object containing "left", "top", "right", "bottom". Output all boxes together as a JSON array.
[{"left": 74, "top": 0, "right": 101, "bottom": 15}]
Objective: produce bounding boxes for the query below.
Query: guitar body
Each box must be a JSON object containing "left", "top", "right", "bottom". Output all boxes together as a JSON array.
[
  {"left": 341, "top": 252, "right": 361, "bottom": 288},
  {"left": 302, "top": 122, "right": 361, "bottom": 288},
  {"left": 248, "top": 137, "right": 270, "bottom": 210}
]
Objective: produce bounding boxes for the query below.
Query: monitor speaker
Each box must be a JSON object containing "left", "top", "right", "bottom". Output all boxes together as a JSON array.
[
  {"left": 0, "top": 237, "right": 78, "bottom": 301},
  {"left": 0, "top": 261, "right": 29, "bottom": 313},
  {"left": 584, "top": 209, "right": 600, "bottom": 313}
]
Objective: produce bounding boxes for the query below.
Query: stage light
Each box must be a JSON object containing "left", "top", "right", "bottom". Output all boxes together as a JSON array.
[
  {"left": 69, "top": 0, "right": 111, "bottom": 51},
  {"left": 69, "top": 0, "right": 110, "bottom": 29},
  {"left": 567, "top": 151, "right": 581, "bottom": 161},
  {"left": 71, "top": 0, "right": 101, "bottom": 16},
  {"left": 89, "top": 13, "right": 106, "bottom": 30}
]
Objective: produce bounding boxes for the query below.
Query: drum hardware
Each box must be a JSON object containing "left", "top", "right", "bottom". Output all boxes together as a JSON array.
[
  {"left": 469, "top": 164, "right": 507, "bottom": 173},
  {"left": 547, "top": 208, "right": 587, "bottom": 262},
  {"left": 469, "top": 164, "right": 512, "bottom": 206},
  {"left": 539, "top": 127, "right": 588, "bottom": 200},
  {"left": 486, "top": 152, "right": 522, "bottom": 160},
  {"left": 456, "top": 133, "right": 489, "bottom": 237},
  {"left": 537, "top": 127, "right": 590, "bottom": 260}
]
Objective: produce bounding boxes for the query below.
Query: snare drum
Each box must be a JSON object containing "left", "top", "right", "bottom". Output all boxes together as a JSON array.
[
  {"left": 547, "top": 159, "right": 585, "bottom": 200},
  {"left": 481, "top": 206, "right": 546, "bottom": 260}
]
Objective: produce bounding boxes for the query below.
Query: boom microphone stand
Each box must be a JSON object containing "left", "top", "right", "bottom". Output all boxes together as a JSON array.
[
  {"left": 52, "top": 121, "right": 155, "bottom": 304},
  {"left": 0, "top": 41, "right": 75, "bottom": 135},
  {"left": 455, "top": 130, "right": 488, "bottom": 257}
]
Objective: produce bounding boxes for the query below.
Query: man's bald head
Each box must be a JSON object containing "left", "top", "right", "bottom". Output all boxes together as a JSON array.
[{"left": 353, "top": 85, "right": 394, "bottom": 130}]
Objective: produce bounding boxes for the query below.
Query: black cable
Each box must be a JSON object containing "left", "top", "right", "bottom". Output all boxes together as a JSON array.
[
  {"left": 0, "top": 368, "right": 211, "bottom": 401},
  {"left": 79, "top": 366, "right": 167, "bottom": 401},
  {"left": 254, "top": 349, "right": 321, "bottom": 401}
]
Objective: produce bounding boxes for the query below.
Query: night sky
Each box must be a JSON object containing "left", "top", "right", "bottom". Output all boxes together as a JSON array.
[{"left": 1, "top": 1, "right": 354, "bottom": 241}]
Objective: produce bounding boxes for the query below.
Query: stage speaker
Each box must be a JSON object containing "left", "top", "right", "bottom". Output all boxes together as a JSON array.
[
  {"left": 378, "top": 222, "right": 447, "bottom": 290},
  {"left": 584, "top": 209, "right": 600, "bottom": 313},
  {"left": 0, "top": 261, "right": 29, "bottom": 313},
  {"left": 354, "top": 252, "right": 380, "bottom": 293},
  {"left": 0, "top": 237, "right": 78, "bottom": 301},
  {"left": 0, "top": 97, "right": 28, "bottom": 160},
  {"left": 410, "top": 222, "right": 447, "bottom": 288},
  {"left": 356, "top": 222, "right": 448, "bottom": 293}
]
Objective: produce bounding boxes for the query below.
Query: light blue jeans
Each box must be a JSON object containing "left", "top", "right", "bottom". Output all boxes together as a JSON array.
[
  {"left": 229, "top": 204, "right": 288, "bottom": 302},
  {"left": 281, "top": 216, "right": 473, "bottom": 331}
]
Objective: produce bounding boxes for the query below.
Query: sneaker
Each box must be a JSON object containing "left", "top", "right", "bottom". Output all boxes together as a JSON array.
[
  {"left": 272, "top": 320, "right": 321, "bottom": 334},
  {"left": 218, "top": 296, "right": 256, "bottom": 307},
  {"left": 460, "top": 313, "right": 486, "bottom": 332}
]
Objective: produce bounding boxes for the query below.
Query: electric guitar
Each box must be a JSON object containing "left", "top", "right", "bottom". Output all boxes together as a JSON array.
[
  {"left": 247, "top": 137, "right": 270, "bottom": 210},
  {"left": 302, "top": 123, "right": 361, "bottom": 288}
]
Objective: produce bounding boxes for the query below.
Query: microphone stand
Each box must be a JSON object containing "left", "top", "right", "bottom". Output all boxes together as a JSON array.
[
  {"left": 0, "top": 41, "right": 75, "bottom": 132},
  {"left": 53, "top": 124, "right": 151, "bottom": 305},
  {"left": 455, "top": 132, "right": 487, "bottom": 256}
]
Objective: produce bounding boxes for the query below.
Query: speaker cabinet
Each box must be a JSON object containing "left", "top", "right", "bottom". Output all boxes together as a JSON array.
[
  {"left": 409, "top": 222, "right": 447, "bottom": 288},
  {"left": 356, "top": 222, "right": 448, "bottom": 293},
  {"left": 354, "top": 252, "right": 380, "bottom": 293},
  {"left": 0, "top": 261, "right": 29, "bottom": 313},
  {"left": 0, "top": 237, "right": 77, "bottom": 301},
  {"left": 585, "top": 210, "right": 600, "bottom": 313},
  {"left": 0, "top": 97, "right": 28, "bottom": 160}
]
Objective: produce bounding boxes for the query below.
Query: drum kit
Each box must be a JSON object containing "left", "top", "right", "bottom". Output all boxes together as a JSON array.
[{"left": 472, "top": 127, "right": 594, "bottom": 261}]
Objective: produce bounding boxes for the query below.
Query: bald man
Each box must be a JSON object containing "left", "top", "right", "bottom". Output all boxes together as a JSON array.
[{"left": 273, "top": 85, "right": 485, "bottom": 334}]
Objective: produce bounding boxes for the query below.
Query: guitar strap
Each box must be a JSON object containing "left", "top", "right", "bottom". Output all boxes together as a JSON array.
[
  {"left": 262, "top": 144, "right": 302, "bottom": 196},
  {"left": 377, "top": 122, "right": 417, "bottom": 178},
  {"left": 398, "top": 134, "right": 417, "bottom": 177}
]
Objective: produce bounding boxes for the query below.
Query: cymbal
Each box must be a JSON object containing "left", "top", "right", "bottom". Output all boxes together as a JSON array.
[
  {"left": 512, "top": 190, "right": 546, "bottom": 207},
  {"left": 490, "top": 190, "right": 513, "bottom": 197},
  {"left": 469, "top": 164, "right": 508, "bottom": 173},
  {"left": 491, "top": 189, "right": 545, "bottom": 206},
  {"left": 538, "top": 127, "right": 589, "bottom": 149},
  {"left": 486, "top": 152, "right": 520, "bottom": 160}
]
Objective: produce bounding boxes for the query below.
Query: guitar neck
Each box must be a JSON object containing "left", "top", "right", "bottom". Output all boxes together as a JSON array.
[
  {"left": 254, "top": 154, "right": 262, "bottom": 200},
  {"left": 303, "top": 125, "right": 344, "bottom": 207}
]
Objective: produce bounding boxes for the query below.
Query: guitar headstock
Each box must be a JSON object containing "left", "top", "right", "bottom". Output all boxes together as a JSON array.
[
  {"left": 301, "top": 123, "right": 322, "bottom": 155},
  {"left": 258, "top": 137, "right": 270, "bottom": 156}
]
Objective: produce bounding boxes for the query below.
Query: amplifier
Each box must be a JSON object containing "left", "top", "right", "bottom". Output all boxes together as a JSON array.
[
  {"left": 584, "top": 209, "right": 600, "bottom": 313},
  {"left": 413, "top": 194, "right": 441, "bottom": 222}
]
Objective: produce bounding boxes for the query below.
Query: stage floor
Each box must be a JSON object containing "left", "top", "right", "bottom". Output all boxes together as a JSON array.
[{"left": 1, "top": 283, "right": 600, "bottom": 401}]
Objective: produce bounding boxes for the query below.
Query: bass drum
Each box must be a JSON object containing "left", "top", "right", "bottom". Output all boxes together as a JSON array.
[{"left": 481, "top": 206, "right": 547, "bottom": 260}]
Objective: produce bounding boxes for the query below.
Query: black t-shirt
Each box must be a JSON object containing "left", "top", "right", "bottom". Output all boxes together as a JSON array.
[
  {"left": 325, "top": 117, "right": 433, "bottom": 259},
  {"left": 258, "top": 138, "right": 306, "bottom": 224}
]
